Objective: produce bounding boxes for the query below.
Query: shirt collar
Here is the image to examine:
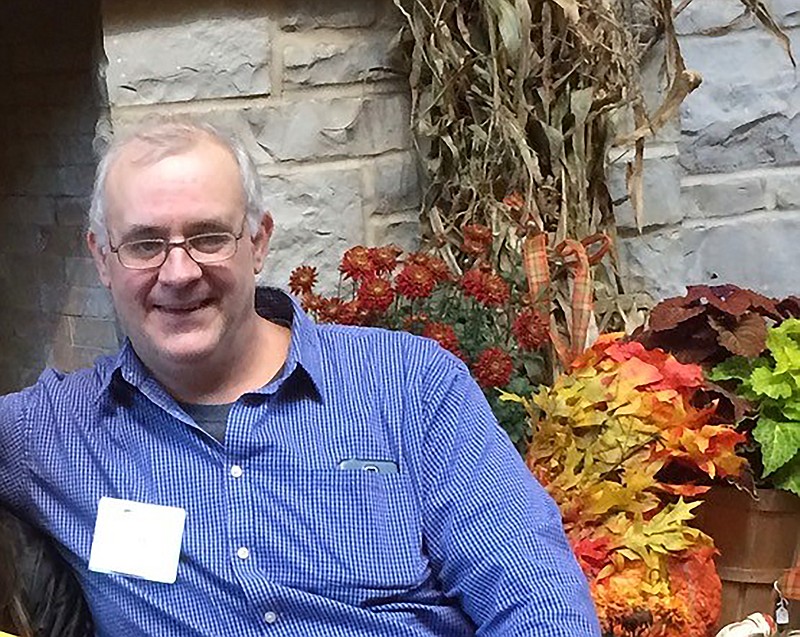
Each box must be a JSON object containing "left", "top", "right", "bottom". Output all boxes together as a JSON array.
[{"left": 96, "top": 287, "right": 326, "bottom": 404}]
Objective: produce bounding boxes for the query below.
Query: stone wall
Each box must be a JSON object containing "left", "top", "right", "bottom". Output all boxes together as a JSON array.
[
  {"left": 101, "top": 0, "right": 420, "bottom": 292},
  {"left": 618, "top": 1, "right": 800, "bottom": 300},
  {"left": 0, "top": 0, "right": 113, "bottom": 393}
]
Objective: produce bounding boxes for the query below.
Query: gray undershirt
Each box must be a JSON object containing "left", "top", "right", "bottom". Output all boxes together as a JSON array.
[{"left": 179, "top": 402, "right": 234, "bottom": 444}]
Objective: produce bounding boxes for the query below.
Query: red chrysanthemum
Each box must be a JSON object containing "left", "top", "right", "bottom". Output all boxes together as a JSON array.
[
  {"left": 336, "top": 300, "right": 362, "bottom": 325},
  {"left": 461, "top": 268, "right": 486, "bottom": 297},
  {"left": 317, "top": 297, "right": 349, "bottom": 323},
  {"left": 301, "top": 293, "right": 324, "bottom": 314},
  {"left": 472, "top": 347, "right": 514, "bottom": 388},
  {"left": 478, "top": 273, "right": 510, "bottom": 306},
  {"left": 513, "top": 309, "right": 550, "bottom": 350},
  {"left": 503, "top": 192, "right": 524, "bottom": 210},
  {"left": 422, "top": 322, "right": 461, "bottom": 355},
  {"left": 289, "top": 265, "right": 318, "bottom": 295},
  {"left": 339, "top": 246, "right": 374, "bottom": 281},
  {"left": 357, "top": 275, "right": 395, "bottom": 313},
  {"left": 425, "top": 255, "right": 452, "bottom": 282},
  {"left": 395, "top": 264, "right": 437, "bottom": 299},
  {"left": 369, "top": 245, "right": 402, "bottom": 275},
  {"left": 405, "top": 252, "right": 432, "bottom": 267},
  {"left": 462, "top": 223, "right": 492, "bottom": 245}
]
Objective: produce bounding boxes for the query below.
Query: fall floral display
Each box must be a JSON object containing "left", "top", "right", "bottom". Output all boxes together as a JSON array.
[
  {"left": 514, "top": 334, "right": 748, "bottom": 637},
  {"left": 288, "top": 230, "right": 550, "bottom": 449}
]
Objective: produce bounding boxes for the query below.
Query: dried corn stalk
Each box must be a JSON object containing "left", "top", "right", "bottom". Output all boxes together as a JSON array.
[{"left": 391, "top": 0, "right": 792, "bottom": 340}]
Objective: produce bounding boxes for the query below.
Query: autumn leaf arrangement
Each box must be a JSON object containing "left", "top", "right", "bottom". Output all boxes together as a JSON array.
[
  {"left": 513, "top": 333, "right": 748, "bottom": 637},
  {"left": 634, "top": 285, "right": 800, "bottom": 496},
  {"left": 288, "top": 223, "right": 549, "bottom": 450}
]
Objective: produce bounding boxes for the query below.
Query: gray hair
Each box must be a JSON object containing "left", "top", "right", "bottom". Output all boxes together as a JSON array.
[{"left": 89, "top": 116, "right": 265, "bottom": 246}]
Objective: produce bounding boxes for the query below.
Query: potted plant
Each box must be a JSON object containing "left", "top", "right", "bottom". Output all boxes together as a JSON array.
[{"left": 633, "top": 285, "right": 800, "bottom": 628}]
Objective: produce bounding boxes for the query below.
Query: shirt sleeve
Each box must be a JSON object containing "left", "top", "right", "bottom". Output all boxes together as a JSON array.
[
  {"left": 419, "top": 355, "right": 601, "bottom": 637},
  {"left": 0, "top": 388, "right": 32, "bottom": 512}
]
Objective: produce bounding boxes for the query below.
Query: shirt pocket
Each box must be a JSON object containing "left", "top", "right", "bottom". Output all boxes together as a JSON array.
[{"left": 263, "top": 467, "right": 424, "bottom": 596}]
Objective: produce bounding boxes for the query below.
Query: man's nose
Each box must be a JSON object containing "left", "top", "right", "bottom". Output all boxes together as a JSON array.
[{"left": 157, "top": 244, "right": 203, "bottom": 285}]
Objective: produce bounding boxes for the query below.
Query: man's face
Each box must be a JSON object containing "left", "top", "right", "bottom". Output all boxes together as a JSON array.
[{"left": 88, "top": 138, "right": 272, "bottom": 370}]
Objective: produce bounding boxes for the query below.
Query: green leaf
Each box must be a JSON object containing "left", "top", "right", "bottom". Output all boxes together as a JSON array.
[
  {"left": 709, "top": 356, "right": 756, "bottom": 382},
  {"left": 750, "top": 367, "right": 793, "bottom": 400},
  {"left": 771, "top": 453, "right": 800, "bottom": 496},
  {"left": 767, "top": 318, "right": 800, "bottom": 373},
  {"left": 753, "top": 415, "right": 800, "bottom": 476}
]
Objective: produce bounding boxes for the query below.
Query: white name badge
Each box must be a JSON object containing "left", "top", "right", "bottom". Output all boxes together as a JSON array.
[{"left": 88, "top": 497, "right": 186, "bottom": 584}]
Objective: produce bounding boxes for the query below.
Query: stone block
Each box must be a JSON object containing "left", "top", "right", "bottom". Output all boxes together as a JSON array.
[
  {"left": 675, "top": 2, "right": 750, "bottom": 36},
  {"left": 608, "top": 146, "right": 684, "bottom": 229},
  {"left": 280, "top": 0, "right": 380, "bottom": 30},
  {"left": 366, "top": 151, "right": 421, "bottom": 215},
  {"left": 258, "top": 166, "right": 364, "bottom": 293},
  {"left": 70, "top": 316, "right": 119, "bottom": 349},
  {"left": 56, "top": 197, "right": 90, "bottom": 227},
  {"left": 1, "top": 196, "right": 56, "bottom": 225},
  {"left": 65, "top": 257, "right": 101, "bottom": 287},
  {"left": 283, "top": 30, "right": 400, "bottom": 86},
  {"left": 681, "top": 174, "right": 768, "bottom": 219},
  {"left": 40, "top": 284, "right": 115, "bottom": 319},
  {"left": 366, "top": 210, "right": 420, "bottom": 251},
  {"left": 47, "top": 341, "right": 107, "bottom": 372},
  {"left": 44, "top": 225, "right": 89, "bottom": 258},
  {"left": 678, "top": 29, "right": 800, "bottom": 173},
  {"left": 105, "top": 16, "right": 271, "bottom": 106},
  {"left": 0, "top": 223, "right": 48, "bottom": 255},
  {"left": 774, "top": 0, "right": 800, "bottom": 27},
  {"left": 620, "top": 211, "right": 800, "bottom": 300},
  {"left": 766, "top": 167, "right": 800, "bottom": 209},
  {"left": 245, "top": 93, "right": 411, "bottom": 162}
]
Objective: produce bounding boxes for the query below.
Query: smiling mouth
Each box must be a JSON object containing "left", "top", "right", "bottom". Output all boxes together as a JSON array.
[{"left": 155, "top": 300, "right": 213, "bottom": 314}]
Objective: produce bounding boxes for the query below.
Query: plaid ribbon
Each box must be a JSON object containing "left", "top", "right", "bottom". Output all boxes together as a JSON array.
[{"left": 522, "top": 233, "right": 610, "bottom": 369}]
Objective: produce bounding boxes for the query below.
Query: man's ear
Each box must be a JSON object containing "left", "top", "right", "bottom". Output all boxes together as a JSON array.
[
  {"left": 87, "top": 231, "right": 112, "bottom": 288},
  {"left": 252, "top": 212, "right": 273, "bottom": 275}
]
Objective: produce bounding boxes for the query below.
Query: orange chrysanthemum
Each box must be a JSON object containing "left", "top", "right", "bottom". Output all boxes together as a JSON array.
[
  {"left": 357, "top": 275, "right": 395, "bottom": 313},
  {"left": 461, "top": 224, "right": 492, "bottom": 255},
  {"left": 472, "top": 347, "right": 514, "bottom": 388},
  {"left": 289, "top": 265, "right": 318, "bottom": 295},
  {"left": 395, "top": 264, "right": 437, "bottom": 299},
  {"left": 369, "top": 245, "right": 402, "bottom": 275},
  {"left": 339, "top": 246, "right": 374, "bottom": 281},
  {"left": 422, "top": 322, "right": 461, "bottom": 355},
  {"left": 513, "top": 309, "right": 550, "bottom": 350}
]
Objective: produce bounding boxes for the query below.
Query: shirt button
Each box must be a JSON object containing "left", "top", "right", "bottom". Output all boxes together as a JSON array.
[
  {"left": 236, "top": 546, "right": 250, "bottom": 560},
  {"left": 230, "top": 465, "right": 243, "bottom": 478},
  {"left": 263, "top": 611, "right": 278, "bottom": 624}
]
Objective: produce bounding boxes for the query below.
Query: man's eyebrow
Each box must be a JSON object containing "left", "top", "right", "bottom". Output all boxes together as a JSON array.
[{"left": 117, "top": 219, "right": 237, "bottom": 243}]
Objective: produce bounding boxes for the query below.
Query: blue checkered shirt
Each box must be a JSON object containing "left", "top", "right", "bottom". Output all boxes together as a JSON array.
[{"left": 0, "top": 289, "right": 600, "bottom": 636}]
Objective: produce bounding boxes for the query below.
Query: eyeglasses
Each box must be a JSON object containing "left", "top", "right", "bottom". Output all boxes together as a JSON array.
[{"left": 108, "top": 219, "right": 248, "bottom": 270}]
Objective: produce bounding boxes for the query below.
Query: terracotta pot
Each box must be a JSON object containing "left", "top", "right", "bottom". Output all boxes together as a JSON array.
[{"left": 692, "top": 486, "right": 800, "bottom": 629}]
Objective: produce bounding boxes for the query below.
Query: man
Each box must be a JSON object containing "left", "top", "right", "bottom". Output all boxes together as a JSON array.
[{"left": 0, "top": 118, "right": 600, "bottom": 636}]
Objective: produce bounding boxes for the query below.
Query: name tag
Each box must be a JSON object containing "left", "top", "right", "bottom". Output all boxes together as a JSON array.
[{"left": 88, "top": 497, "right": 186, "bottom": 584}]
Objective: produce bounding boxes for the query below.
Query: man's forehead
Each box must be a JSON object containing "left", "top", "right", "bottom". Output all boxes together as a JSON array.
[{"left": 111, "top": 133, "right": 232, "bottom": 172}]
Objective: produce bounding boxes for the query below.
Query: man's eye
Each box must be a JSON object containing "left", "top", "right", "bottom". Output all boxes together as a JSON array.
[
  {"left": 189, "top": 234, "right": 230, "bottom": 254},
  {"left": 125, "top": 240, "right": 165, "bottom": 258}
]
